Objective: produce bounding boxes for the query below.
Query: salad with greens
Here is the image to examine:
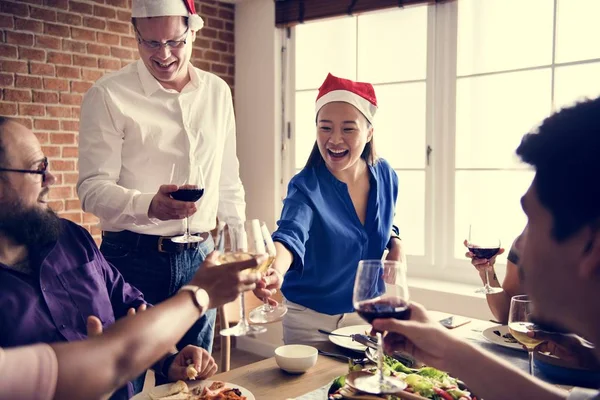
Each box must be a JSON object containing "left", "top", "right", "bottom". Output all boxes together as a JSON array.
[{"left": 328, "top": 356, "right": 477, "bottom": 400}]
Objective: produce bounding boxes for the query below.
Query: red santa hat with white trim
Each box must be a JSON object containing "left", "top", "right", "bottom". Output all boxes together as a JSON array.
[
  {"left": 132, "top": 0, "right": 204, "bottom": 31},
  {"left": 315, "top": 73, "right": 378, "bottom": 124}
]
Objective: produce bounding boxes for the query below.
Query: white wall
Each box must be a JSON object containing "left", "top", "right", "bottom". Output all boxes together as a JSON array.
[{"left": 234, "top": 0, "right": 282, "bottom": 230}]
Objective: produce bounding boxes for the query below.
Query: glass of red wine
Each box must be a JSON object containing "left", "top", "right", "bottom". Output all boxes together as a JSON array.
[
  {"left": 170, "top": 164, "right": 205, "bottom": 244},
  {"left": 467, "top": 224, "right": 503, "bottom": 294},
  {"left": 352, "top": 260, "right": 409, "bottom": 395}
]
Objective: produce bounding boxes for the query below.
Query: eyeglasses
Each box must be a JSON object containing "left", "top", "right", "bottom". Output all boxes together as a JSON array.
[
  {"left": 0, "top": 157, "right": 48, "bottom": 183},
  {"left": 134, "top": 25, "right": 189, "bottom": 50}
]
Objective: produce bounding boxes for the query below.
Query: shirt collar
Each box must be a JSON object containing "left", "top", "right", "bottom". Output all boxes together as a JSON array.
[{"left": 136, "top": 60, "right": 202, "bottom": 97}]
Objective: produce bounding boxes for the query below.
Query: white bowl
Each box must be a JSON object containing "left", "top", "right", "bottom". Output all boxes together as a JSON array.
[{"left": 274, "top": 344, "right": 318, "bottom": 373}]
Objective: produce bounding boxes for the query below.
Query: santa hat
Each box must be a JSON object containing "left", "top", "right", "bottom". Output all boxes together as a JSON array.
[
  {"left": 315, "top": 73, "right": 378, "bottom": 124},
  {"left": 132, "top": 0, "right": 204, "bottom": 31}
]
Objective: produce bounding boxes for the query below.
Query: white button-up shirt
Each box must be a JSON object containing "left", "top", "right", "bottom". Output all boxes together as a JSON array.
[{"left": 77, "top": 60, "right": 245, "bottom": 236}]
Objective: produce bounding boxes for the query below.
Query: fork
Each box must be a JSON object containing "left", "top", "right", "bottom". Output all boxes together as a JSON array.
[{"left": 317, "top": 349, "right": 368, "bottom": 365}]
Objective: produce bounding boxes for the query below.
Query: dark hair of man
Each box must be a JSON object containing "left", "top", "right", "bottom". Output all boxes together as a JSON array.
[
  {"left": 516, "top": 97, "right": 600, "bottom": 241},
  {"left": 305, "top": 112, "right": 377, "bottom": 169}
]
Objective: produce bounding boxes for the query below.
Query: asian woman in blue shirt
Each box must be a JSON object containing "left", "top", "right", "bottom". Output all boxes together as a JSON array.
[{"left": 254, "top": 73, "right": 404, "bottom": 346}]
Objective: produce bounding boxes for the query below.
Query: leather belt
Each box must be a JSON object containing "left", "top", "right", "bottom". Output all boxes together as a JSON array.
[{"left": 102, "top": 230, "right": 210, "bottom": 253}]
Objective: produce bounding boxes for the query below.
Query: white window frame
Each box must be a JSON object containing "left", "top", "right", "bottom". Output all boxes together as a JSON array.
[{"left": 282, "top": 0, "right": 600, "bottom": 286}]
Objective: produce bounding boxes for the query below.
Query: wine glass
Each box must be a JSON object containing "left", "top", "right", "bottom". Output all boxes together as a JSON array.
[
  {"left": 352, "top": 260, "right": 409, "bottom": 395},
  {"left": 171, "top": 164, "right": 205, "bottom": 244},
  {"left": 248, "top": 222, "right": 288, "bottom": 324},
  {"left": 219, "top": 220, "right": 268, "bottom": 337},
  {"left": 508, "top": 295, "right": 544, "bottom": 376},
  {"left": 467, "top": 224, "right": 503, "bottom": 294}
]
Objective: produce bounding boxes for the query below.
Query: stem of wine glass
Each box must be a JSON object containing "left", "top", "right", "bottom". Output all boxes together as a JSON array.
[
  {"left": 528, "top": 350, "right": 534, "bottom": 376},
  {"left": 484, "top": 268, "right": 491, "bottom": 289},
  {"left": 239, "top": 291, "right": 248, "bottom": 327},
  {"left": 185, "top": 216, "right": 191, "bottom": 239},
  {"left": 376, "top": 332, "right": 384, "bottom": 390}
]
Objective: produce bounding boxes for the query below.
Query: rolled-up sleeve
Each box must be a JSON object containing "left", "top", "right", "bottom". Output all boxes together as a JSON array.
[
  {"left": 0, "top": 344, "right": 58, "bottom": 400},
  {"left": 77, "top": 85, "right": 157, "bottom": 227},
  {"left": 272, "top": 185, "right": 313, "bottom": 273}
]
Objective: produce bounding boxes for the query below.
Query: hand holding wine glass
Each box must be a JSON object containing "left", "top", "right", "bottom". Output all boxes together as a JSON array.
[
  {"left": 218, "top": 220, "right": 270, "bottom": 337},
  {"left": 352, "top": 260, "right": 409, "bottom": 395},
  {"left": 170, "top": 164, "right": 206, "bottom": 244},
  {"left": 467, "top": 224, "right": 503, "bottom": 294}
]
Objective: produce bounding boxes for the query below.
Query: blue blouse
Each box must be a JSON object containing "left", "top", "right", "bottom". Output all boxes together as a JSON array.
[{"left": 272, "top": 159, "right": 399, "bottom": 315}]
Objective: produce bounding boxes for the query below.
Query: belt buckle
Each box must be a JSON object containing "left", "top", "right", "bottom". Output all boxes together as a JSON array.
[{"left": 157, "top": 236, "right": 169, "bottom": 253}]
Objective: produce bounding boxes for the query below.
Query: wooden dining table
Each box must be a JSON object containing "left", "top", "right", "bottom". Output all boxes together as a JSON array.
[{"left": 207, "top": 311, "right": 573, "bottom": 399}]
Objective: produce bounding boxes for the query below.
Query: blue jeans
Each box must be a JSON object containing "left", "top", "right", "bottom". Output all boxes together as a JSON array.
[{"left": 100, "top": 233, "right": 216, "bottom": 393}]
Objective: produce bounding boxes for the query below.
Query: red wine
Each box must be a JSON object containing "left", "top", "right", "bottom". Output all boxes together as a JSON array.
[
  {"left": 355, "top": 299, "right": 410, "bottom": 323},
  {"left": 171, "top": 188, "right": 204, "bottom": 202},
  {"left": 468, "top": 247, "right": 500, "bottom": 259}
]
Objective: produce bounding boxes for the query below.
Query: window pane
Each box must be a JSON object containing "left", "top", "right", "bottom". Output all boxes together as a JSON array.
[
  {"left": 295, "top": 90, "right": 318, "bottom": 169},
  {"left": 395, "top": 170, "right": 425, "bottom": 256},
  {"left": 457, "top": 0, "right": 553, "bottom": 76},
  {"left": 554, "top": 62, "right": 600, "bottom": 111},
  {"left": 454, "top": 170, "right": 533, "bottom": 261},
  {"left": 357, "top": 6, "right": 427, "bottom": 83},
  {"left": 556, "top": 0, "right": 600, "bottom": 64},
  {"left": 456, "top": 69, "right": 552, "bottom": 169},
  {"left": 375, "top": 82, "right": 426, "bottom": 169},
  {"left": 295, "top": 17, "right": 357, "bottom": 90}
]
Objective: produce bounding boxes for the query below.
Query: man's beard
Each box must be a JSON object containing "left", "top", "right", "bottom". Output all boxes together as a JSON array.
[{"left": 0, "top": 198, "right": 61, "bottom": 247}]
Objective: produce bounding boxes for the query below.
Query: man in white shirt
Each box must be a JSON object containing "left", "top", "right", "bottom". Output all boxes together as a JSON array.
[
  {"left": 375, "top": 98, "right": 600, "bottom": 399},
  {"left": 77, "top": 0, "right": 245, "bottom": 364}
]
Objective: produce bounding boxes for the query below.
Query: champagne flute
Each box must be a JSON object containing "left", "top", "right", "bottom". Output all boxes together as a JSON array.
[
  {"left": 171, "top": 164, "right": 205, "bottom": 244},
  {"left": 248, "top": 222, "right": 288, "bottom": 324},
  {"left": 508, "top": 295, "right": 544, "bottom": 376},
  {"left": 352, "top": 260, "right": 409, "bottom": 394},
  {"left": 467, "top": 224, "right": 503, "bottom": 294},
  {"left": 219, "top": 220, "right": 269, "bottom": 337}
]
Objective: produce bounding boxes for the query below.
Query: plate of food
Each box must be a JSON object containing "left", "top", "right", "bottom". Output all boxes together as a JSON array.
[
  {"left": 329, "top": 325, "right": 372, "bottom": 352},
  {"left": 131, "top": 379, "right": 255, "bottom": 400},
  {"left": 482, "top": 325, "right": 525, "bottom": 351},
  {"left": 328, "top": 355, "right": 478, "bottom": 400}
]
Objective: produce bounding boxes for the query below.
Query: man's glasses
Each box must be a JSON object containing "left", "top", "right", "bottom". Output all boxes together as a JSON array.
[
  {"left": 0, "top": 157, "right": 48, "bottom": 183},
  {"left": 134, "top": 25, "right": 189, "bottom": 50}
]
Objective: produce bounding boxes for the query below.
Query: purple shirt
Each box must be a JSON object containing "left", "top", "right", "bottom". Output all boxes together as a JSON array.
[{"left": 0, "top": 219, "right": 147, "bottom": 399}]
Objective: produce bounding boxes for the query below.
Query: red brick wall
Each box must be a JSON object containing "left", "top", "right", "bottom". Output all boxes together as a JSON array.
[{"left": 0, "top": 0, "right": 235, "bottom": 241}]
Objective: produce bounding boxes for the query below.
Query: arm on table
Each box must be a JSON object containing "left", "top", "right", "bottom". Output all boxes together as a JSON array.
[
  {"left": 485, "top": 259, "right": 522, "bottom": 324},
  {"left": 52, "top": 291, "right": 204, "bottom": 400},
  {"left": 373, "top": 302, "right": 567, "bottom": 400}
]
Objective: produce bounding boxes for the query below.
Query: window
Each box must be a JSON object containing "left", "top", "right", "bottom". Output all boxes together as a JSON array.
[{"left": 287, "top": 0, "right": 600, "bottom": 284}]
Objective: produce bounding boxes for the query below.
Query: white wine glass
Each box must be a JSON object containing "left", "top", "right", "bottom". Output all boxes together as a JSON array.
[
  {"left": 171, "top": 164, "right": 205, "bottom": 244},
  {"left": 219, "top": 220, "right": 269, "bottom": 337},
  {"left": 508, "top": 295, "right": 544, "bottom": 376},
  {"left": 248, "top": 222, "right": 288, "bottom": 324},
  {"left": 352, "top": 260, "right": 409, "bottom": 395},
  {"left": 467, "top": 224, "right": 503, "bottom": 294}
]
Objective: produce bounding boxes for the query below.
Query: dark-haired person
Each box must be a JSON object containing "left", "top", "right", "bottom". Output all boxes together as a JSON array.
[
  {"left": 253, "top": 74, "right": 403, "bottom": 346},
  {"left": 77, "top": 0, "right": 246, "bottom": 356},
  {"left": 374, "top": 98, "right": 600, "bottom": 400},
  {"left": 0, "top": 251, "right": 264, "bottom": 400},
  {"left": 0, "top": 118, "right": 259, "bottom": 400}
]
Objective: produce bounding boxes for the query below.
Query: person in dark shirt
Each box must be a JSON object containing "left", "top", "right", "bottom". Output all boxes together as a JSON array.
[{"left": 0, "top": 117, "right": 260, "bottom": 399}]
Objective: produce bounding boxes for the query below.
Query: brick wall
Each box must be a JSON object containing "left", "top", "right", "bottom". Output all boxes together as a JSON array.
[{"left": 0, "top": 0, "right": 235, "bottom": 241}]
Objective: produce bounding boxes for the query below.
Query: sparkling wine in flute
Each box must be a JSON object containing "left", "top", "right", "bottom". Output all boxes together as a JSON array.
[
  {"left": 508, "top": 322, "right": 544, "bottom": 350},
  {"left": 219, "top": 252, "right": 274, "bottom": 274}
]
